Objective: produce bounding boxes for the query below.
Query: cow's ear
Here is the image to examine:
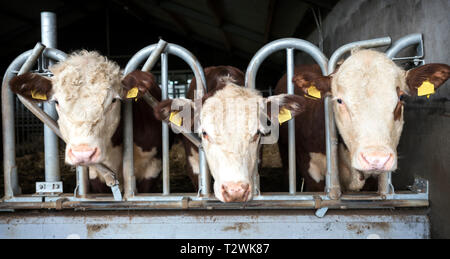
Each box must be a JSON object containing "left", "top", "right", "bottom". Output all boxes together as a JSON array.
[
  {"left": 405, "top": 64, "right": 450, "bottom": 96},
  {"left": 293, "top": 72, "right": 331, "bottom": 99},
  {"left": 154, "top": 98, "right": 195, "bottom": 129},
  {"left": 9, "top": 72, "right": 53, "bottom": 102},
  {"left": 121, "top": 70, "right": 159, "bottom": 99},
  {"left": 265, "top": 94, "right": 307, "bottom": 125}
]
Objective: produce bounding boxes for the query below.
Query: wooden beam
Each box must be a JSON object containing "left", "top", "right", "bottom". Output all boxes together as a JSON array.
[
  {"left": 205, "top": 0, "right": 232, "bottom": 52},
  {"left": 264, "top": 0, "right": 277, "bottom": 43}
]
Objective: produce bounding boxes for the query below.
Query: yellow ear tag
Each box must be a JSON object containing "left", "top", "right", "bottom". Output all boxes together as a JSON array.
[
  {"left": 31, "top": 90, "right": 47, "bottom": 101},
  {"left": 169, "top": 111, "right": 183, "bottom": 127},
  {"left": 126, "top": 87, "right": 139, "bottom": 99},
  {"left": 417, "top": 81, "right": 435, "bottom": 97},
  {"left": 278, "top": 108, "right": 292, "bottom": 125},
  {"left": 307, "top": 86, "right": 321, "bottom": 99}
]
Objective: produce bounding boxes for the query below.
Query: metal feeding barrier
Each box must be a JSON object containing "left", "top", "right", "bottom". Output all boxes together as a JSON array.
[
  {"left": 245, "top": 35, "right": 428, "bottom": 216},
  {"left": 0, "top": 12, "right": 429, "bottom": 213},
  {"left": 121, "top": 40, "right": 209, "bottom": 200}
]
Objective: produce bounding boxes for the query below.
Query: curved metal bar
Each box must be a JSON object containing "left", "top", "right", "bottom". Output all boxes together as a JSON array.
[
  {"left": 125, "top": 44, "right": 207, "bottom": 95},
  {"left": 328, "top": 37, "right": 392, "bottom": 75},
  {"left": 245, "top": 38, "right": 329, "bottom": 89},
  {"left": 124, "top": 43, "right": 209, "bottom": 198},
  {"left": 325, "top": 37, "right": 392, "bottom": 200},
  {"left": 2, "top": 44, "right": 68, "bottom": 198},
  {"left": 245, "top": 38, "right": 328, "bottom": 196},
  {"left": 385, "top": 33, "right": 423, "bottom": 59},
  {"left": 2, "top": 48, "right": 37, "bottom": 198},
  {"left": 379, "top": 33, "right": 424, "bottom": 197},
  {"left": 2, "top": 45, "right": 124, "bottom": 200}
]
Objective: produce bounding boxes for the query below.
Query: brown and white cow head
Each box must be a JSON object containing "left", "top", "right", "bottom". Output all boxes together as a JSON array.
[
  {"left": 10, "top": 51, "right": 125, "bottom": 166},
  {"left": 154, "top": 83, "right": 305, "bottom": 202},
  {"left": 295, "top": 49, "right": 450, "bottom": 175}
]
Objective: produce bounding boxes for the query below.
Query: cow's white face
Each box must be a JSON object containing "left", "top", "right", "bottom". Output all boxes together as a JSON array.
[
  {"left": 156, "top": 84, "right": 305, "bottom": 202},
  {"left": 49, "top": 51, "right": 123, "bottom": 166},
  {"left": 200, "top": 85, "right": 264, "bottom": 202},
  {"left": 332, "top": 50, "right": 407, "bottom": 173}
]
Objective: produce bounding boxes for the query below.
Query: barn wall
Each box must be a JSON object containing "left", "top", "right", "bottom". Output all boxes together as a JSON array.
[{"left": 301, "top": 0, "right": 450, "bottom": 238}]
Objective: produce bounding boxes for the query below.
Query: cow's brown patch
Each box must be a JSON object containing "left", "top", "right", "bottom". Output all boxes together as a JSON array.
[
  {"left": 276, "top": 65, "right": 328, "bottom": 192},
  {"left": 406, "top": 63, "right": 450, "bottom": 95},
  {"left": 188, "top": 65, "right": 245, "bottom": 101},
  {"left": 122, "top": 70, "right": 159, "bottom": 99}
]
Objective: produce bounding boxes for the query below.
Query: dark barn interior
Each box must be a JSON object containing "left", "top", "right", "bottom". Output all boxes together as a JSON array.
[
  {"left": 1, "top": 0, "right": 449, "bottom": 239},
  {"left": 0, "top": 0, "right": 338, "bottom": 90},
  {"left": 0, "top": 0, "right": 339, "bottom": 196}
]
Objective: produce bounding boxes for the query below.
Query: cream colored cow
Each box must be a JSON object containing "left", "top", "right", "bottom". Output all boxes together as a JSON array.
[
  {"left": 283, "top": 49, "right": 450, "bottom": 191},
  {"left": 10, "top": 51, "right": 165, "bottom": 193}
]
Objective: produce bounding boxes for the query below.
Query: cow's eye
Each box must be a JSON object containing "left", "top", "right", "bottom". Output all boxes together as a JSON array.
[
  {"left": 54, "top": 100, "right": 59, "bottom": 106},
  {"left": 399, "top": 95, "right": 406, "bottom": 101},
  {"left": 336, "top": 98, "right": 343, "bottom": 104},
  {"left": 111, "top": 98, "right": 117, "bottom": 104},
  {"left": 202, "top": 131, "right": 209, "bottom": 141}
]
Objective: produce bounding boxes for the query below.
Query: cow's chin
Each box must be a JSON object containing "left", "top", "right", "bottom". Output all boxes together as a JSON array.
[{"left": 350, "top": 159, "right": 398, "bottom": 174}]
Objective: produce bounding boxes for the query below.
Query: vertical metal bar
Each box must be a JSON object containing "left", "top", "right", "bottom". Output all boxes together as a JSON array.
[
  {"left": 123, "top": 100, "right": 135, "bottom": 199},
  {"left": 286, "top": 48, "right": 296, "bottom": 195},
  {"left": 199, "top": 148, "right": 210, "bottom": 196},
  {"left": 378, "top": 172, "right": 393, "bottom": 197},
  {"left": 2, "top": 47, "right": 45, "bottom": 198},
  {"left": 324, "top": 96, "right": 341, "bottom": 199},
  {"left": 76, "top": 166, "right": 89, "bottom": 197},
  {"left": 41, "top": 12, "right": 60, "bottom": 182},
  {"left": 161, "top": 52, "right": 170, "bottom": 195}
]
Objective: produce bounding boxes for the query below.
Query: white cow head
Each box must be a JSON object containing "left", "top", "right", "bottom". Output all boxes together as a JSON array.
[
  {"left": 294, "top": 49, "right": 450, "bottom": 176},
  {"left": 10, "top": 51, "right": 124, "bottom": 166},
  {"left": 154, "top": 84, "right": 306, "bottom": 202}
]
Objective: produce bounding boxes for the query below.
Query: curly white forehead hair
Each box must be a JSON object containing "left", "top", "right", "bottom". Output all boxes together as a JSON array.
[{"left": 49, "top": 50, "right": 122, "bottom": 97}]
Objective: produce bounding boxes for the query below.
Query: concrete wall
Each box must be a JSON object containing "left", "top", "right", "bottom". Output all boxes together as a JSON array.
[{"left": 301, "top": 0, "right": 450, "bottom": 238}]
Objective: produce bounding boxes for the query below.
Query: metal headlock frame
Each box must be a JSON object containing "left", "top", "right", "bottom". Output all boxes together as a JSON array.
[
  {"left": 1, "top": 30, "right": 429, "bottom": 212},
  {"left": 122, "top": 41, "right": 210, "bottom": 201}
]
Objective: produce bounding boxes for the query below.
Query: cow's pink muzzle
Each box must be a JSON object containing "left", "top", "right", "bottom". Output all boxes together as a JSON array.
[
  {"left": 221, "top": 182, "right": 251, "bottom": 203},
  {"left": 68, "top": 144, "right": 100, "bottom": 165},
  {"left": 358, "top": 150, "right": 395, "bottom": 171}
]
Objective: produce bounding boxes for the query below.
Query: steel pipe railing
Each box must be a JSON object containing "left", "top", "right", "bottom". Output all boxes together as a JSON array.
[
  {"left": 2, "top": 45, "right": 43, "bottom": 198},
  {"left": 245, "top": 38, "right": 329, "bottom": 196},
  {"left": 286, "top": 48, "right": 296, "bottom": 194},
  {"left": 325, "top": 37, "right": 394, "bottom": 199},
  {"left": 2, "top": 45, "right": 123, "bottom": 201},
  {"left": 386, "top": 33, "right": 423, "bottom": 59},
  {"left": 124, "top": 42, "right": 209, "bottom": 200},
  {"left": 41, "top": 12, "right": 60, "bottom": 184},
  {"left": 379, "top": 33, "right": 423, "bottom": 197},
  {"left": 1, "top": 36, "right": 430, "bottom": 211},
  {"left": 328, "top": 37, "right": 392, "bottom": 74},
  {"left": 161, "top": 52, "right": 170, "bottom": 195}
]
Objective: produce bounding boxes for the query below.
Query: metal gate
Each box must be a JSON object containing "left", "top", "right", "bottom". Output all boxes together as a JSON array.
[{"left": 1, "top": 12, "right": 428, "bottom": 215}]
